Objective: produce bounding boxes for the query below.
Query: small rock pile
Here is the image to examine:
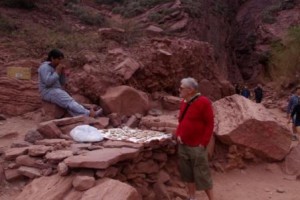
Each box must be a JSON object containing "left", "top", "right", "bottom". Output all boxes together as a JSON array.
[{"left": 1, "top": 116, "right": 189, "bottom": 200}]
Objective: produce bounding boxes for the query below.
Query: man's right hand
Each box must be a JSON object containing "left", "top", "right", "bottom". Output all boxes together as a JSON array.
[{"left": 56, "top": 65, "right": 64, "bottom": 75}]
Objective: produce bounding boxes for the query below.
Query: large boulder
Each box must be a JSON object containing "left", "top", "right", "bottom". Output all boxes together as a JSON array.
[
  {"left": 113, "top": 58, "right": 141, "bottom": 80},
  {"left": 214, "top": 94, "right": 291, "bottom": 161},
  {"left": 101, "top": 85, "right": 149, "bottom": 116}
]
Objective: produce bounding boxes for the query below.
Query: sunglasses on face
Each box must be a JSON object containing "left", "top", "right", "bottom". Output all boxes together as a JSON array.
[{"left": 179, "top": 86, "right": 190, "bottom": 91}]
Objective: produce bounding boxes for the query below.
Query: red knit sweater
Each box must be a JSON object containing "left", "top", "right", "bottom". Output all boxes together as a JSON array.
[{"left": 176, "top": 96, "right": 214, "bottom": 147}]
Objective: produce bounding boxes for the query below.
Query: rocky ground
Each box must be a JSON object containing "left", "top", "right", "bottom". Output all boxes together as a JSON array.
[{"left": 0, "top": 107, "right": 299, "bottom": 200}]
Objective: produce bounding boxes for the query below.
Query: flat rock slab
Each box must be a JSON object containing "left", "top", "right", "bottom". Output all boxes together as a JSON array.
[
  {"left": 15, "top": 174, "right": 74, "bottom": 200},
  {"left": 64, "top": 147, "right": 140, "bottom": 169},
  {"left": 28, "top": 145, "right": 53, "bottom": 156},
  {"left": 102, "top": 140, "right": 143, "bottom": 149},
  {"left": 4, "top": 147, "right": 28, "bottom": 160},
  {"left": 18, "top": 166, "right": 41, "bottom": 179},
  {"left": 35, "top": 139, "right": 72, "bottom": 146},
  {"left": 45, "top": 150, "right": 74, "bottom": 161}
]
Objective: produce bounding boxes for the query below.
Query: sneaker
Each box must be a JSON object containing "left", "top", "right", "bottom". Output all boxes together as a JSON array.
[
  {"left": 94, "top": 108, "right": 103, "bottom": 117},
  {"left": 89, "top": 108, "right": 103, "bottom": 118}
]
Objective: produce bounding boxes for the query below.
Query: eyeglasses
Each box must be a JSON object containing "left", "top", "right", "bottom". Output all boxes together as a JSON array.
[{"left": 179, "top": 86, "right": 188, "bottom": 91}]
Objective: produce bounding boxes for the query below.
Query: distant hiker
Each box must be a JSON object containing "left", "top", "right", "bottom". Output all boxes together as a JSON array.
[
  {"left": 38, "top": 49, "right": 102, "bottom": 117},
  {"left": 175, "top": 77, "right": 215, "bottom": 200},
  {"left": 254, "top": 84, "right": 263, "bottom": 103},
  {"left": 287, "top": 86, "right": 300, "bottom": 140},
  {"left": 241, "top": 85, "right": 250, "bottom": 99},
  {"left": 235, "top": 83, "right": 241, "bottom": 95},
  {"left": 289, "top": 102, "right": 300, "bottom": 140}
]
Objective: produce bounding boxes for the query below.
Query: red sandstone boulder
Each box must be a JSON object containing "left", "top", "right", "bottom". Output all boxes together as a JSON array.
[
  {"left": 37, "top": 121, "right": 63, "bottom": 138},
  {"left": 101, "top": 85, "right": 150, "bottom": 115},
  {"left": 73, "top": 174, "right": 95, "bottom": 191},
  {"left": 214, "top": 94, "right": 291, "bottom": 161},
  {"left": 41, "top": 101, "right": 66, "bottom": 121},
  {"left": 114, "top": 58, "right": 141, "bottom": 80}
]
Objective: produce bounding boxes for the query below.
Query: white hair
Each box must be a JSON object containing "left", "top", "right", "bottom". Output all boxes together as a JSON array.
[{"left": 181, "top": 77, "right": 199, "bottom": 90}]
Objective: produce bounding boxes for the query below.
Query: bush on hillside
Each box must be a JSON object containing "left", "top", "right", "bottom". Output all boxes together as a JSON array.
[
  {"left": 1, "top": 0, "right": 36, "bottom": 9},
  {"left": 0, "top": 15, "right": 18, "bottom": 34},
  {"left": 95, "top": 0, "right": 123, "bottom": 4},
  {"left": 99, "top": 0, "right": 172, "bottom": 18},
  {"left": 268, "top": 26, "right": 300, "bottom": 79},
  {"left": 68, "top": 4, "right": 106, "bottom": 26},
  {"left": 181, "top": 0, "right": 203, "bottom": 18},
  {"left": 262, "top": 0, "right": 296, "bottom": 24},
  {"left": 148, "top": 7, "right": 178, "bottom": 23}
]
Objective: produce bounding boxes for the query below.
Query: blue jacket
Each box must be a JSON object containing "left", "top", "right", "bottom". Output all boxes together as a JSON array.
[{"left": 287, "top": 95, "right": 299, "bottom": 114}]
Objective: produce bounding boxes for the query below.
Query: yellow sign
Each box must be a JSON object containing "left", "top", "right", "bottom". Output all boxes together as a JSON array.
[{"left": 7, "top": 67, "right": 31, "bottom": 80}]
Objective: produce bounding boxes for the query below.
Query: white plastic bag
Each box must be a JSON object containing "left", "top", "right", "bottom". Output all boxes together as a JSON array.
[{"left": 70, "top": 125, "right": 103, "bottom": 143}]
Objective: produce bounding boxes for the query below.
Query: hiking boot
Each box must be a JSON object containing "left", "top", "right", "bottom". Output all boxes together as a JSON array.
[{"left": 94, "top": 108, "right": 103, "bottom": 117}]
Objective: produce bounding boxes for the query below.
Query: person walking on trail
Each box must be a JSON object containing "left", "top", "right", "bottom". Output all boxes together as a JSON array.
[
  {"left": 254, "top": 84, "right": 263, "bottom": 103},
  {"left": 287, "top": 86, "right": 300, "bottom": 140},
  {"left": 175, "top": 77, "right": 215, "bottom": 200},
  {"left": 235, "top": 83, "right": 241, "bottom": 95},
  {"left": 289, "top": 101, "right": 300, "bottom": 140},
  {"left": 241, "top": 85, "right": 250, "bottom": 98},
  {"left": 38, "top": 49, "right": 102, "bottom": 117}
]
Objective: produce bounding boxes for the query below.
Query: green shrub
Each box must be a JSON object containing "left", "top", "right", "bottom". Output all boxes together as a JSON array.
[
  {"left": 148, "top": 7, "right": 178, "bottom": 23},
  {"left": 268, "top": 26, "right": 300, "bottom": 79},
  {"left": 148, "top": 12, "right": 164, "bottom": 23},
  {"left": 69, "top": 4, "right": 106, "bottom": 26},
  {"left": 122, "top": 2, "right": 145, "bottom": 18},
  {"left": 181, "top": 0, "right": 203, "bottom": 18},
  {"left": 212, "top": 0, "right": 229, "bottom": 16},
  {"left": 95, "top": 0, "right": 123, "bottom": 4},
  {"left": 100, "top": 0, "right": 172, "bottom": 18},
  {"left": 109, "top": 19, "right": 144, "bottom": 46},
  {"left": 1, "top": 0, "right": 36, "bottom": 9},
  {"left": 0, "top": 15, "right": 17, "bottom": 34},
  {"left": 64, "top": 0, "right": 81, "bottom": 5}
]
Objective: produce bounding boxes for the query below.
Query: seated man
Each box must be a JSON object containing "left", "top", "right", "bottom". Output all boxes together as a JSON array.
[{"left": 38, "top": 49, "right": 102, "bottom": 117}]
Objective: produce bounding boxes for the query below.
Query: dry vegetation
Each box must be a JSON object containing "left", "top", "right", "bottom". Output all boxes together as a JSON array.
[
  {"left": 262, "top": 0, "right": 296, "bottom": 24},
  {"left": 268, "top": 25, "right": 300, "bottom": 86}
]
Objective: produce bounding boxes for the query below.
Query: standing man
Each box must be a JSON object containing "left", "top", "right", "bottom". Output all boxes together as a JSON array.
[
  {"left": 287, "top": 86, "right": 300, "bottom": 140},
  {"left": 254, "top": 84, "right": 263, "bottom": 103},
  {"left": 234, "top": 83, "right": 241, "bottom": 95},
  {"left": 241, "top": 85, "right": 250, "bottom": 99},
  {"left": 175, "top": 77, "right": 214, "bottom": 200},
  {"left": 38, "top": 49, "right": 102, "bottom": 117}
]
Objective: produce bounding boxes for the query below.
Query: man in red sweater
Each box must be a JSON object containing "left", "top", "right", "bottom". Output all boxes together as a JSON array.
[{"left": 175, "top": 77, "right": 214, "bottom": 200}]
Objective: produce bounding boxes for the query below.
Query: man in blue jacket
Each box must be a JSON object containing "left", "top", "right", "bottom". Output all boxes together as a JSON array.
[
  {"left": 38, "top": 49, "right": 102, "bottom": 117},
  {"left": 287, "top": 86, "right": 300, "bottom": 140}
]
